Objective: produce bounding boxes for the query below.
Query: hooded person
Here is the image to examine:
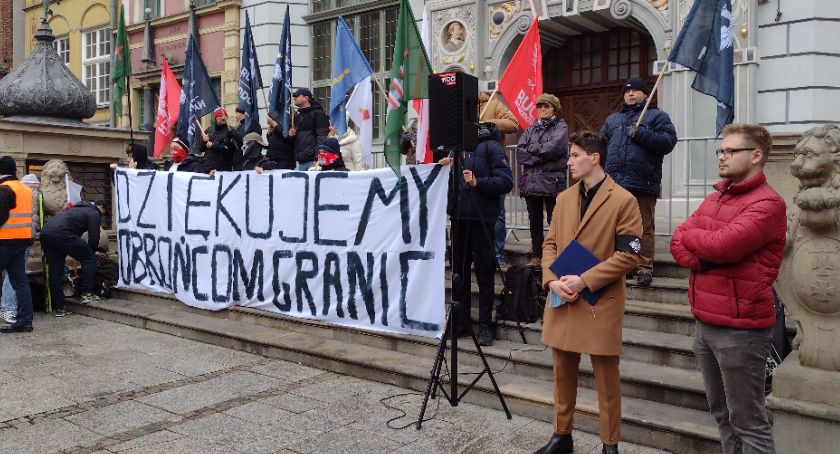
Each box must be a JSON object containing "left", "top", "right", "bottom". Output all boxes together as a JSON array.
[
  {"left": 312, "top": 138, "right": 348, "bottom": 171},
  {"left": 111, "top": 142, "right": 158, "bottom": 171},
  {"left": 238, "top": 133, "right": 277, "bottom": 173}
]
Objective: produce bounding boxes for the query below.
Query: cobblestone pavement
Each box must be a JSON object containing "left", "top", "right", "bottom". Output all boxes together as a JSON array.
[{"left": 0, "top": 313, "right": 667, "bottom": 454}]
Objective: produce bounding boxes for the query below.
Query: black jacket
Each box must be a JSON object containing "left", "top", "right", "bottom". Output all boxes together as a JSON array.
[
  {"left": 448, "top": 125, "right": 513, "bottom": 223},
  {"left": 194, "top": 123, "right": 242, "bottom": 171},
  {"left": 238, "top": 143, "right": 277, "bottom": 172},
  {"left": 293, "top": 101, "right": 329, "bottom": 164},
  {"left": 176, "top": 155, "right": 213, "bottom": 174},
  {"left": 40, "top": 201, "right": 101, "bottom": 250},
  {"left": 267, "top": 126, "right": 296, "bottom": 169},
  {"left": 601, "top": 102, "right": 677, "bottom": 195}
]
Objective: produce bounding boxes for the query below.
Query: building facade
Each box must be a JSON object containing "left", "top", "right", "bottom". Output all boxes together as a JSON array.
[
  {"left": 125, "top": 0, "right": 241, "bottom": 133},
  {"left": 22, "top": 0, "right": 113, "bottom": 125}
]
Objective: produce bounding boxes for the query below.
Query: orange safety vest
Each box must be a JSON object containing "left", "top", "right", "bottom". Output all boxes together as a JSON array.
[{"left": 0, "top": 180, "right": 34, "bottom": 240}]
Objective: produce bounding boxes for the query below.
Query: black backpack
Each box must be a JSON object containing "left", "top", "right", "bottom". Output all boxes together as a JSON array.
[{"left": 497, "top": 265, "right": 543, "bottom": 329}]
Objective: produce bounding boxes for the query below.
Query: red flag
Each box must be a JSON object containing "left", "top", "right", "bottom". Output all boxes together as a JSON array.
[
  {"left": 153, "top": 59, "right": 182, "bottom": 158},
  {"left": 497, "top": 19, "right": 542, "bottom": 129}
]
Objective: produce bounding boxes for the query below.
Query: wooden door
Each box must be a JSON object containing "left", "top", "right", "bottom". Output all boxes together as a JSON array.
[{"left": 543, "top": 28, "right": 658, "bottom": 133}]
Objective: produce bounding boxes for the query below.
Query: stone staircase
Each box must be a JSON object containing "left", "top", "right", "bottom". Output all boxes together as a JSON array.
[{"left": 68, "top": 237, "right": 722, "bottom": 453}]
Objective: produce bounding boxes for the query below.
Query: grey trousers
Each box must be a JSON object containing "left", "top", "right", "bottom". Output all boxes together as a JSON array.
[{"left": 693, "top": 321, "right": 775, "bottom": 454}]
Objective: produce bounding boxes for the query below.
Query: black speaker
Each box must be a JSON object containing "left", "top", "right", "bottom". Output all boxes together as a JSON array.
[{"left": 428, "top": 72, "right": 478, "bottom": 152}]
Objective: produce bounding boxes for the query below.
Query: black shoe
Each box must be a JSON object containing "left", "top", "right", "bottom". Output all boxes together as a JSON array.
[
  {"left": 477, "top": 324, "right": 494, "bottom": 346},
  {"left": 534, "top": 433, "right": 573, "bottom": 454},
  {"left": 636, "top": 271, "right": 652, "bottom": 286},
  {"left": 602, "top": 443, "right": 619, "bottom": 454},
  {"left": 0, "top": 324, "right": 33, "bottom": 333}
]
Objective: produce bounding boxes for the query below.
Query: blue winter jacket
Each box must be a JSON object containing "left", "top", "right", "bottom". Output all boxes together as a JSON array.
[
  {"left": 448, "top": 126, "right": 514, "bottom": 223},
  {"left": 601, "top": 102, "right": 677, "bottom": 195}
]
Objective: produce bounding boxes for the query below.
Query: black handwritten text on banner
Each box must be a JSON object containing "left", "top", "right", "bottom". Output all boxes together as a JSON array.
[{"left": 114, "top": 165, "right": 447, "bottom": 338}]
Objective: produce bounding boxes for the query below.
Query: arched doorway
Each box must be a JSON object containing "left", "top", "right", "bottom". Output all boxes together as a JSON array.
[{"left": 543, "top": 27, "right": 658, "bottom": 133}]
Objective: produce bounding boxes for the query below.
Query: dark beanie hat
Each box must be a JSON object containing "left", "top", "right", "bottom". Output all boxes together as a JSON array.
[
  {"left": 0, "top": 156, "right": 16, "bottom": 177},
  {"left": 622, "top": 77, "right": 649, "bottom": 95},
  {"left": 319, "top": 138, "right": 340, "bottom": 154},
  {"left": 235, "top": 107, "right": 246, "bottom": 114}
]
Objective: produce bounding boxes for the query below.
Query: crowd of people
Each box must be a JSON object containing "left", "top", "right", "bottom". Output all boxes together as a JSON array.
[{"left": 0, "top": 77, "right": 787, "bottom": 454}]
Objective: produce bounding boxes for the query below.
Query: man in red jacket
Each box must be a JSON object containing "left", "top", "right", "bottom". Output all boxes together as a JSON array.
[{"left": 670, "top": 124, "right": 786, "bottom": 454}]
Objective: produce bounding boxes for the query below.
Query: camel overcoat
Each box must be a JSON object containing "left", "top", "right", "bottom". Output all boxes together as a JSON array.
[{"left": 541, "top": 176, "right": 642, "bottom": 356}]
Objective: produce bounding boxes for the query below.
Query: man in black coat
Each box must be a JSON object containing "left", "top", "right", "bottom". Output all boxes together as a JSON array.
[
  {"left": 39, "top": 200, "right": 109, "bottom": 315},
  {"left": 194, "top": 108, "right": 243, "bottom": 172},
  {"left": 266, "top": 113, "right": 296, "bottom": 170},
  {"left": 289, "top": 88, "right": 329, "bottom": 170},
  {"left": 601, "top": 77, "right": 677, "bottom": 286},
  {"left": 439, "top": 123, "right": 513, "bottom": 346},
  {"left": 111, "top": 142, "right": 158, "bottom": 171},
  {"left": 237, "top": 133, "right": 277, "bottom": 173}
]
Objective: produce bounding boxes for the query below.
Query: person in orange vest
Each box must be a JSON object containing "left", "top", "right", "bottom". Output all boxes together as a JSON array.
[{"left": 0, "top": 156, "right": 35, "bottom": 333}]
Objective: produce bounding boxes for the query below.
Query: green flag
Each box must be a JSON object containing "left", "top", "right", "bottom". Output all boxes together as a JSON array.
[
  {"left": 111, "top": 6, "right": 131, "bottom": 116},
  {"left": 384, "top": 0, "right": 431, "bottom": 175}
]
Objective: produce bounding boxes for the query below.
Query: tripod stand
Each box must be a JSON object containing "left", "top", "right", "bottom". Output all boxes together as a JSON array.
[{"left": 415, "top": 148, "right": 512, "bottom": 429}]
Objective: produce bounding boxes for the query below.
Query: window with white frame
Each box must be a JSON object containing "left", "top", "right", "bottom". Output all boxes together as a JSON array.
[
  {"left": 82, "top": 27, "right": 112, "bottom": 106},
  {"left": 53, "top": 36, "right": 70, "bottom": 65},
  {"left": 311, "top": 7, "right": 398, "bottom": 140}
]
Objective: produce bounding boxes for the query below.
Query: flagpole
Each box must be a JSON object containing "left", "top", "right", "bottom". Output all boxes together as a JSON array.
[
  {"left": 479, "top": 86, "right": 499, "bottom": 121},
  {"left": 287, "top": 86, "right": 296, "bottom": 129},
  {"left": 635, "top": 66, "right": 667, "bottom": 128},
  {"left": 125, "top": 75, "right": 135, "bottom": 145}
]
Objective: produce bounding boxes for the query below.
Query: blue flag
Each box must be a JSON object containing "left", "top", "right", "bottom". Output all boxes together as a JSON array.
[
  {"left": 176, "top": 35, "right": 220, "bottom": 146},
  {"left": 268, "top": 5, "right": 292, "bottom": 137},
  {"left": 237, "top": 11, "right": 263, "bottom": 134},
  {"left": 329, "top": 16, "right": 373, "bottom": 134},
  {"left": 668, "top": 0, "right": 734, "bottom": 136}
]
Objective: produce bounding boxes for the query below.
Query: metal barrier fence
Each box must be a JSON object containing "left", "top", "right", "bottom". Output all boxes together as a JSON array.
[{"left": 368, "top": 136, "right": 720, "bottom": 239}]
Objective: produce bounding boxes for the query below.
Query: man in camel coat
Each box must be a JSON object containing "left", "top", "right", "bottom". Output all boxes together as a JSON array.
[{"left": 534, "top": 131, "right": 642, "bottom": 454}]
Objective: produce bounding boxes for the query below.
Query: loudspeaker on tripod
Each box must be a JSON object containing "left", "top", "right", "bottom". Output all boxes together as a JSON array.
[{"left": 428, "top": 72, "right": 478, "bottom": 155}]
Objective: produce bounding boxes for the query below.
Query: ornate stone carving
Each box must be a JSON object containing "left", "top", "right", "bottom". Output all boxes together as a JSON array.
[
  {"left": 0, "top": 21, "right": 96, "bottom": 120},
  {"left": 777, "top": 125, "right": 840, "bottom": 371},
  {"left": 647, "top": 0, "right": 669, "bottom": 23},
  {"left": 432, "top": 6, "right": 477, "bottom": 73},
  {"left": 611, "top": 0, "right": 633, "bottom": 20},
  {"left": 489, "top": 1, "right": 522, "bottom": 45}
]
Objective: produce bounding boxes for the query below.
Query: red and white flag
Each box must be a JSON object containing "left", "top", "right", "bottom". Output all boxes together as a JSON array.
[
  {"left": 497, "top": 19, "right": 542, "bottom": 129},
  {"left": 412, "top": 6, "right": 432, "bottom": 163},
  {"left": 153, "top": 59, "right": 182, "bottom": 158},
  {"left": 347, "top": 76, "right": 373, "bottom": 167}
]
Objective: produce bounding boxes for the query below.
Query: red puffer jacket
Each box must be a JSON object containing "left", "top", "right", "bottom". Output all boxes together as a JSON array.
[{"left": 670, "top": 173, "right": 786, "bottom": 329}]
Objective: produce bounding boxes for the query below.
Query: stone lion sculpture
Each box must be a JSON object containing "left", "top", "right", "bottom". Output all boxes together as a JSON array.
[
  {"left": 789, "top": 124, "right": 840, "bottom": 230},
  {"left": 40, "top": 159, "right": 69, "bottom": 215},
  {"left": 777, "top": 124, "right": 840, "bottom": 371}
]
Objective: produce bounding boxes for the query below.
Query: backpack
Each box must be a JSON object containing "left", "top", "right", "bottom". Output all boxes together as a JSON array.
[{"left": 496, "top": 265, "right": 543, "bottom": 326}]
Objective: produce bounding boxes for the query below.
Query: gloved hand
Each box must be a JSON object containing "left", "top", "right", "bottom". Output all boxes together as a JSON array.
[{"left": 627, "top": 125, "right": 639, "bottom": 139}]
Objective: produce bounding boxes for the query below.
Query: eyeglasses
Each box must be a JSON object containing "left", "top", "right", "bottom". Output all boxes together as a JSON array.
[{"left": 714, "top": 147, "right": 755, "bottom": 159}]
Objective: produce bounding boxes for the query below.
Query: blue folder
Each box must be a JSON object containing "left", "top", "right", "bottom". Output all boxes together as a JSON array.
[{"left": 548, "top": 240, "right": 606, "bottom": 306}]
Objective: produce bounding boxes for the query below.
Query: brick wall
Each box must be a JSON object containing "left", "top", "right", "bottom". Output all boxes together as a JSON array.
[{"left": 0, "top": 0, "right": 12, "bottom": 78}]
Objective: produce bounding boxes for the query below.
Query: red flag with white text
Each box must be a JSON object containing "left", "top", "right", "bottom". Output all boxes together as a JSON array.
[
  {"left": 497, "top": 19, "right": 542, "bottom": 128},
  {"left": 153, "top": 59, "right": 182, "bottom": 158}
]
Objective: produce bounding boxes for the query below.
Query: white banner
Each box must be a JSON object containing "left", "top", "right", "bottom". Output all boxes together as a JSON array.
[{"left": 114, "top": 165, "right": 448, "bottom": 338}]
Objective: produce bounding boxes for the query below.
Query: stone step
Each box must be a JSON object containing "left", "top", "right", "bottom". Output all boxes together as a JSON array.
[
  {"left": 68, "top": 292, "right": 720, "bottom": 453},
  {"left": 626, "top": 276, "right": 690, "bottom": 306},
  {"left": 625, "top": 300, "right": 696, "bottom": 336},
  {"left": 110, "top": 288, "right": 706, "bottom": 411}
]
